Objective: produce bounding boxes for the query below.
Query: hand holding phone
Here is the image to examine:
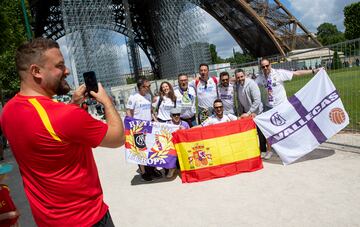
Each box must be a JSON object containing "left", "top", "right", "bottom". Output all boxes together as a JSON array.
[{"left": 83, "top": 71, "right": 98, "bottom": 97}]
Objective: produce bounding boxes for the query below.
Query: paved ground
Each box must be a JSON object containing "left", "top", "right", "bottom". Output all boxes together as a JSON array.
[{"left": 4, "top": 139, "right": 360, "bottom": 227}]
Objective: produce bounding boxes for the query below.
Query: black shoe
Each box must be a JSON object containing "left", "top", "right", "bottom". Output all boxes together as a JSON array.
[
  {"left": 151, "top": 168, "right": 163, "bottom": 179},
  {"left": 140, "top": 173, "right": 154, "bottom": 182}
]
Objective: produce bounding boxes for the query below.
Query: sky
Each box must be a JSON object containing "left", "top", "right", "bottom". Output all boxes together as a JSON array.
[
  {"left": 58, "top": 0, "right": 358, "bottom": 85},
  {"left": 204, "top": 0, "right": 358, "bottom": 58}
]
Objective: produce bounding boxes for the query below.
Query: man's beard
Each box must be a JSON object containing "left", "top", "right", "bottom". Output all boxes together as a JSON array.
[{"left": 56, "top": 78, "right": 71, "bottom": 95}]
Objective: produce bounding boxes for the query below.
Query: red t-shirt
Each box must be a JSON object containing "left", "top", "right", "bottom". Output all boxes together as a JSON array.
[
  {"left": 1, "top": 94, "right": 108, "bottom": 226},
  {"left": 0, "top": 184, "right": 18, "bottom": 227}
]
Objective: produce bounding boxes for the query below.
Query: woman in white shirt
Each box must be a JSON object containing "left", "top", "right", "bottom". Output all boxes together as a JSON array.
[{"left": 153, "top": 81, "right": 177, "bottom": 122}]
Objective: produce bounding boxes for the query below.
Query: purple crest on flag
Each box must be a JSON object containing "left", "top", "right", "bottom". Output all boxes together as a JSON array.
[{"left": 270, "top": 112, "right": 286, "bottom": 126}]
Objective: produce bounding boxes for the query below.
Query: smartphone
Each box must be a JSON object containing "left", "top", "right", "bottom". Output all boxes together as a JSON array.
[{"left": 83, "top": 71, "right": 98, "bottom": 97}]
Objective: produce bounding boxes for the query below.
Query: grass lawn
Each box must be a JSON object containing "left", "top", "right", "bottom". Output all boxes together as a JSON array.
[{"left": 285, "top": 67, "right": 360, "bottom": 131}]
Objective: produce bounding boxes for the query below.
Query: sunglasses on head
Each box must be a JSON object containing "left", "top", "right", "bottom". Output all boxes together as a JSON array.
[{"left": 261, "top": 64, "right": 270, "bottom": 69}]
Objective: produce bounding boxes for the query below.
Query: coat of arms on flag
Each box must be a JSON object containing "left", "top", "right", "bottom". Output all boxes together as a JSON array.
[
  {"left": 172, "top": 118, "right": 263, "bottom": 183},
  {"left": 254, "top": 69, "right": 349, "bottom": 165},
  {"left": 124, "top": 116, "right": 179, "bottom": 168}
]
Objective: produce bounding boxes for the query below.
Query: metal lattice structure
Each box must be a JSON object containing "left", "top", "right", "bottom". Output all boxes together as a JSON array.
[
  {"left": 29, "top": 0, "right": 322, "bottom": 82},
  {"left": 125, "top": 37, "right": 142, "bottom": 80},
  {"left": 123, "top": 0, "right": 142, "bottom": 81},
  {"left": 150, "top": 0, "right": 211, "bottom": 77},
  {"left": 61, "top": 0, "right": 125, "bottom": 88}
]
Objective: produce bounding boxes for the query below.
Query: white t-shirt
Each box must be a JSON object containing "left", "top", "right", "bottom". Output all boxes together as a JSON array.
[
  {"left": 174, "top": 86, "right": 196, "bottom": 119},
  {"left": 201, "top": 114, "right": 238, "bottom": 126},
  {"left": 126, "top": 93, "right": 152, "bottom": 121},
  {"left": 218, "top": 84, "right": 235, "bottom": 115},
  {"left": 190, "top": 77, "right": 218, "bottom": 109},
  {"left": 153, "top": 96, "right": 176, "bottom": 121},
  {"left": 256, "top": 68, "right": 293, "bottom": 108}
]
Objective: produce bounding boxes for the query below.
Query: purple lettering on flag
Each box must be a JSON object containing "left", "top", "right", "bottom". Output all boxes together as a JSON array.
[
  {"left": 124, "top": 117, "right": 154, "bottom": 133},
  {"left": 268, "top": 90, "right": 339, "bottom": 145},
  {"left": 146, "top": 153, "right": 177, "bottom": 168},
  {"left": 288, "top": 95, "right": 327, "bottom": 144}
]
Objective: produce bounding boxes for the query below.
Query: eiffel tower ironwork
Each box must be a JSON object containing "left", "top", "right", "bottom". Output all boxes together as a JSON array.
[{"left": 28, "top": 0, "right": 321, "bottom": 82}]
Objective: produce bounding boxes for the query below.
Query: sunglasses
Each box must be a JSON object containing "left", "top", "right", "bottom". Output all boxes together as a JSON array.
[
  {"left": 172, "top": 113, "right": 180, "bottom": 117},
  {"left": 214, "top": 106, "right": 223, "bottom": 109},
  {"left": 261, "top": 64, "right": 270, "bottom": 69},
  {"left": 221, "top": 79, "right": 229, "bottom": 82}
]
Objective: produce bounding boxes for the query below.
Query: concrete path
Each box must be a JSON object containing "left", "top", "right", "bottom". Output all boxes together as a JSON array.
[{"left": 4, "top": 144, "right": 360, "bottom": 227}]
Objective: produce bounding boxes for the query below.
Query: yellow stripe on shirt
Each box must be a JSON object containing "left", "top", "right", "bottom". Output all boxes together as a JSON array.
[{"left": 28, "top": 98, "right": 62, "bottom": 142}]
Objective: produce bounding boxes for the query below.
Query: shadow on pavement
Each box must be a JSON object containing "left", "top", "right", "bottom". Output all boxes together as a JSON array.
[
  {"left": 294, "top": 148, "right": 335, "bottom": 163},
  {"left": 263, "top": 148, "right": 336, "bottom": 165},
  {"left": 130, "top": 170, "right": 179, "bottom": 186}
]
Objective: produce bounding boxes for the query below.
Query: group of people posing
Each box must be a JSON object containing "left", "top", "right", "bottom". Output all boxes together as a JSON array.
[
  {"left": 0, "top": 37, "right": 318, "bottom": 226},
  {"left": 126, "top": 62, "right": 319, "bottom": 182}
]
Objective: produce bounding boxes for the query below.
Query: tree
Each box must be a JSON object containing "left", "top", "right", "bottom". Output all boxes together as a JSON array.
[
  {"left": 331, "top": 51, "right": 342, "bottom": 70},
  {"left": 344, "top": 2, "right": 360, "bottom": 40},
  {"left": 316, "top": 23, "right": 345, "bottom": 45},
  {"left": 225, "top": 51, "right": 255, "bottom": 65},
  {"left": 209, "top": 44, "right": 224, "bottom": 64},
  {"left": 209, "top": 44, "right": 217, "bottom": 64},
  {"left": 0, "top": 0, "right": 28, "bottom": 103}
]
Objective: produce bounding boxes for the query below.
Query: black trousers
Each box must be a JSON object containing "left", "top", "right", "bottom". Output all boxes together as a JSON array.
[
  {"left": 93, "top": 211, "right": 115, "bottom": 227},
  {"left": 257, "top": 126, "right": 267, "bottom": 153}
]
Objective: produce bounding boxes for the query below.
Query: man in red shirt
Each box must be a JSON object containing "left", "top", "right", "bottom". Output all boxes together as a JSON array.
[
  {"left": 0, "top": 38, "right": 124, "bottom": 226},
  {"left": 0, "top": 163, "right": 19, "bottom": 227}
]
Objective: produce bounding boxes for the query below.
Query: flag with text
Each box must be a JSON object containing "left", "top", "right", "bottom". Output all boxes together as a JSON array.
[{"left": 254, "top": 69, "right": 349, "bottom": 164}]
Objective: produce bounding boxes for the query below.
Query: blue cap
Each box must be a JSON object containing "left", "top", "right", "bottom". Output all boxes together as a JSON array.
[{"left": 0, "top": 163, "right": 13, "bottom": 174}]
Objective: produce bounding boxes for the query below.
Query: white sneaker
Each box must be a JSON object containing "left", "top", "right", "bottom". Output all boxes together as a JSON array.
[{"left": 263, "top": 151, "right": 273, "bottom": 160}]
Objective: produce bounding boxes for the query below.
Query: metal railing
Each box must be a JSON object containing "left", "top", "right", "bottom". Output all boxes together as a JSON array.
[
  {"left": 209, "top": 39, "right": 360, "bottom": 148},
  {"left": 113, "top": 38, "right": 360, "bottom": 148}
]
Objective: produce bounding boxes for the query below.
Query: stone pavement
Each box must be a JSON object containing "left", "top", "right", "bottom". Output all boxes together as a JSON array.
[{"left": 4, "top": 143, "right": 360, "bottom": 227}]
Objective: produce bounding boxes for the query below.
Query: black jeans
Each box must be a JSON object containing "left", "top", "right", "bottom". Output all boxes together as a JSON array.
[
  {"left": 257, "top": 126, "right": 267, "bottom": 153},
  {"left": 93, "top": 211, "right": 115, "bottom": 227}
]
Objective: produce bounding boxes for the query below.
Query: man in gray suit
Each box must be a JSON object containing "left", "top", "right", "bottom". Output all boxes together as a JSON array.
[{"left": 235, "top": 69, "right": 269, "bottom": 159}]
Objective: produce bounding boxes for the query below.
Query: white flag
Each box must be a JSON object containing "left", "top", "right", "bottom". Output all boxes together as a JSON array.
[{"left": 254, "top": 69, "right": 349, "bottom": 165}]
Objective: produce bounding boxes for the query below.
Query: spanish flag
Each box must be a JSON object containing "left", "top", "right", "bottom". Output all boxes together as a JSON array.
[{"left": 172, "top": 118, "right": 263, "bottom": 183}]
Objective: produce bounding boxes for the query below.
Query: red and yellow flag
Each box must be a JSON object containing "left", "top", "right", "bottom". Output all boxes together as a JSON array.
[{"left": 172, "top": 118, "right": 263, "bottom": 183}]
